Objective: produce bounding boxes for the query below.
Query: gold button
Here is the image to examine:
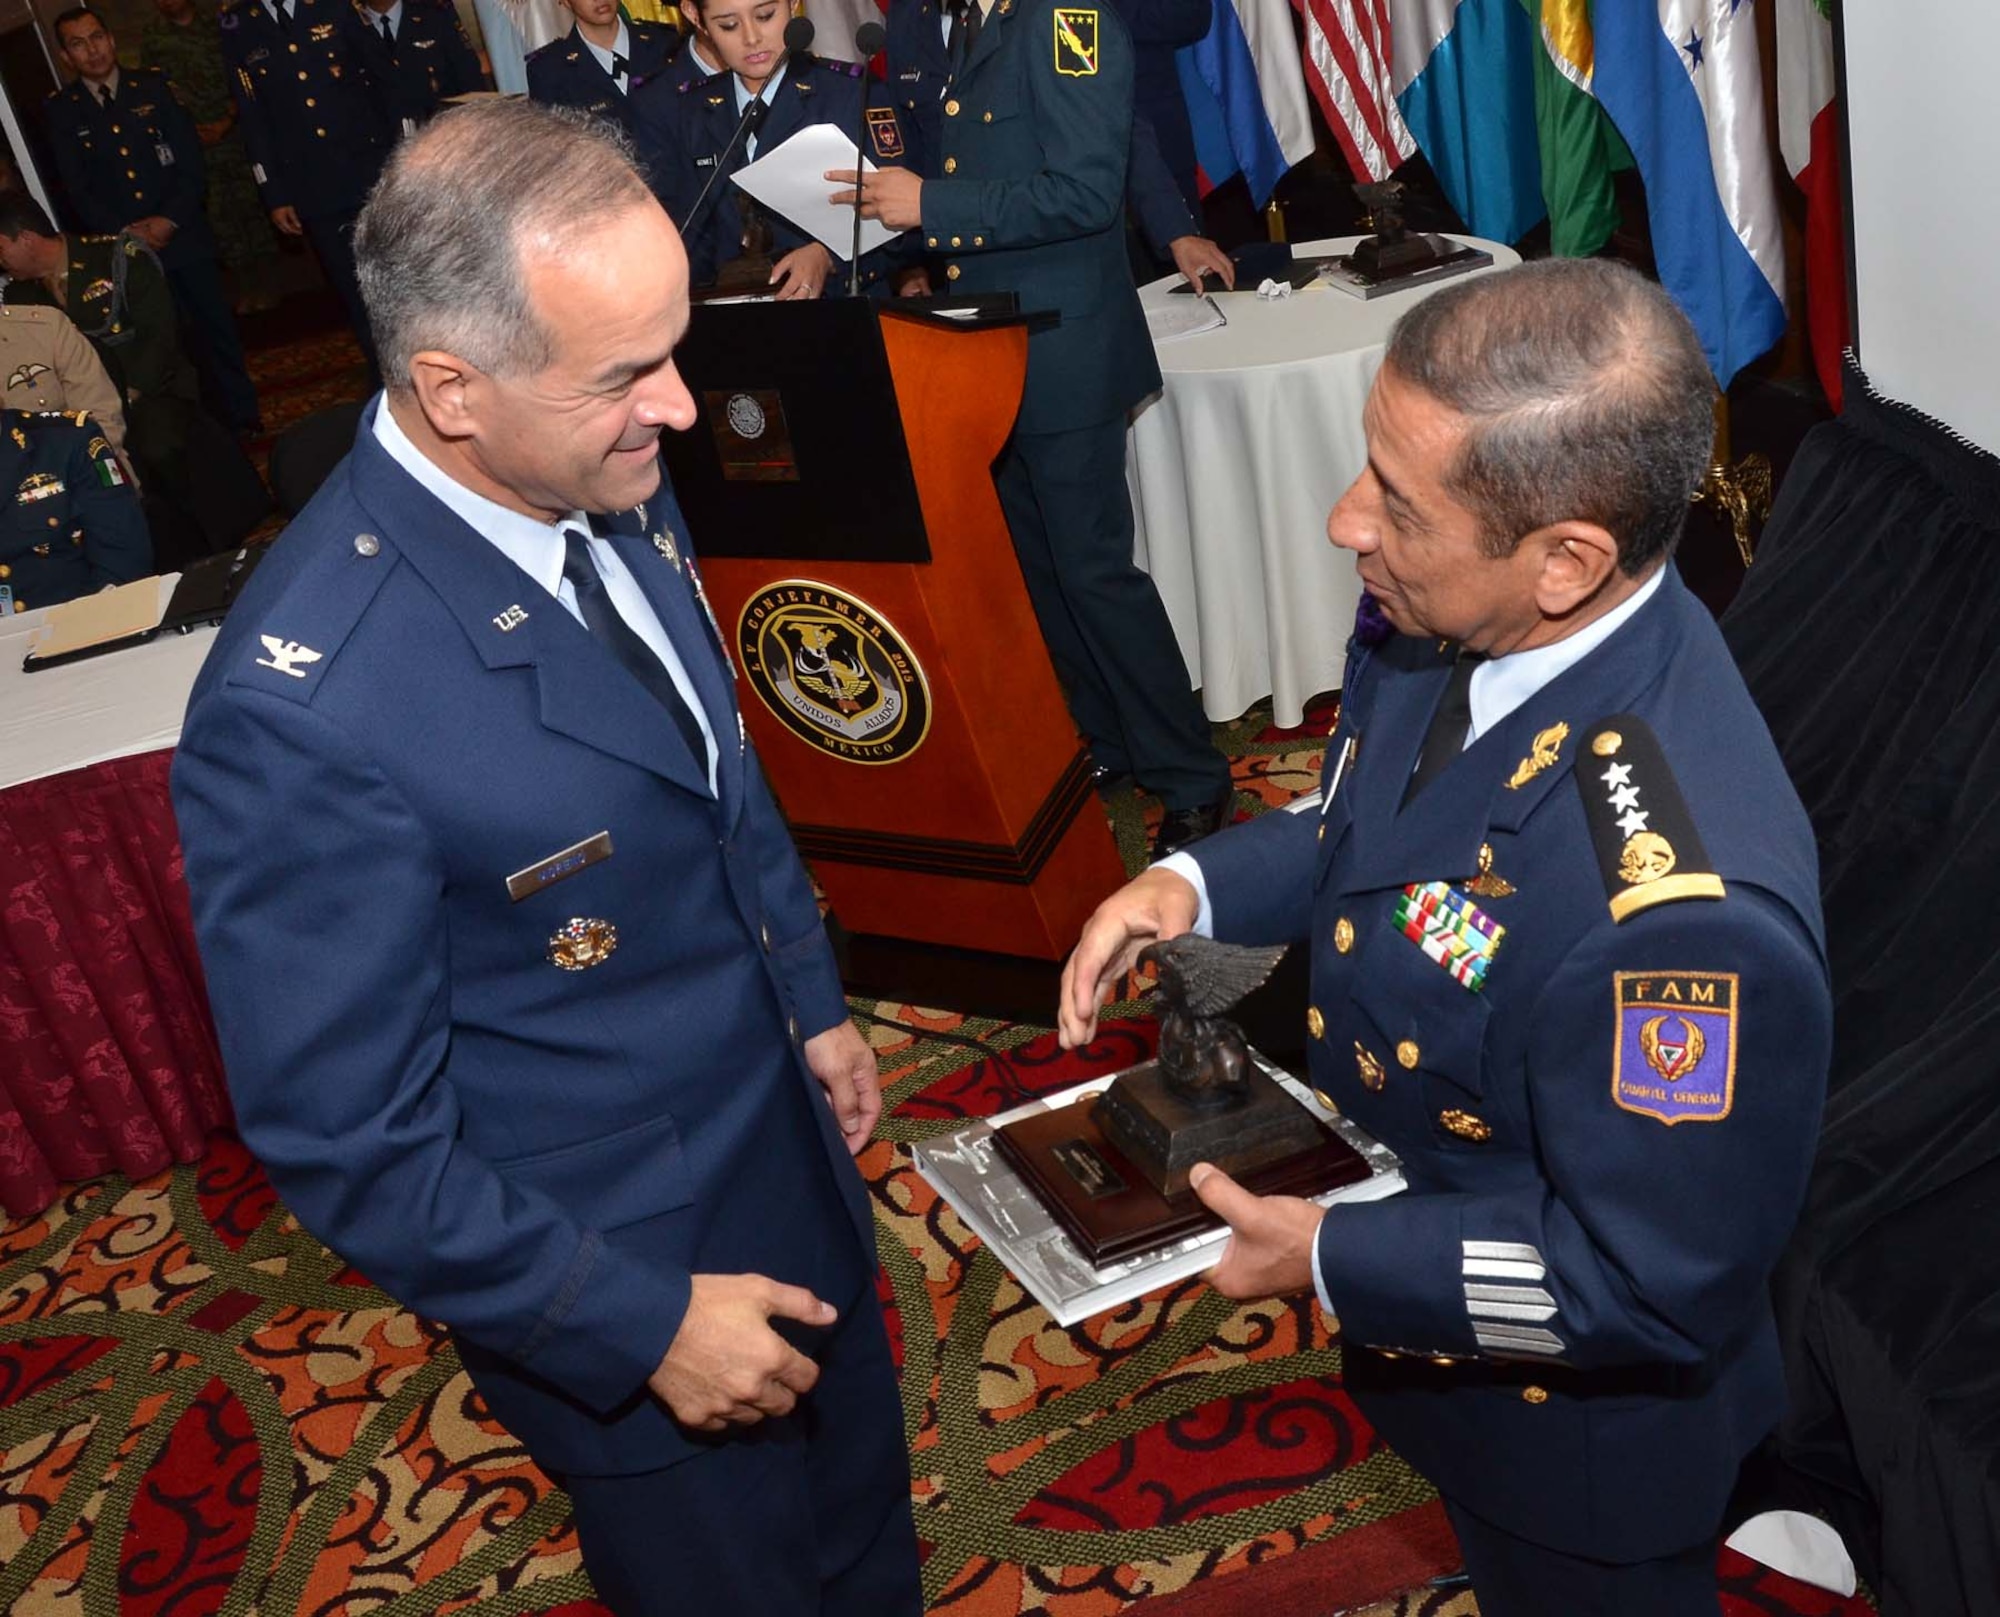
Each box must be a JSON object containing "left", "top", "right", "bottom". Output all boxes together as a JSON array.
[
  {"left": 973, "top": 235, "right": 984, "bottom": 245},
  {"left": 1312, "top": 1088, "right": 1336, "bottom": 1113},
  {"left": 316, "top": 127, "right": 326, "bottom": 137},
  {"left": 1429, "top": 1355, "right": 1456, "bottom": 1367},
  {"left": 950, "top": 235, "right": 961, "bottom": 247},
  {"left": 1305, "top": 1006, "right": 1324, "bottom": 1040},
  {"left": 943, "top": 156, "right": 957, "bottom": 173},
  {"left": 126, "top": 170, "right": 137, "bottom": 179},
  {"left": 981, "top": 110, "right": 992, "bottom": 122},
  {"left": 945, "top": 264, "right": 961, "bottom": 281},
  {"left": 1333, "top": 917, "right": 1354, "bottom": 954},
  {"left": 289, "top": 41, "right": 299, "bottom": 52},
  {"left": 1377, "top": 1348, "right": 1402, "bottom": 1360},
  {"left": 46, "top": 515, "right": 57, "bottom": 527},
  {"left": 1317, "top": 823, "right": 1325, "bottom": 842},
  {"left": 0, "top": 564, "right": 11, "bottom": 579},
  {"left": 299, "top": 69, "right": 308, "bottom": 79},
  {"left": 1438, "top": 1109, "right": 1493, "bottom": 1142},
  {"left": 1355, "top": 1042, "right": 1385, "bottom": 1091},
  {"left": 118, "top": 146, "right": 129, "bottom": 156},
  {"left": 1396, "top": 1039, "right": 1420, "bottom": 1070},
  {"left": 1592, "top": 731, "right": 1622, "bottom": 757},
  {"left": 1522, "top": 1385, "right": 1549, "bottom": 1405},
  {"left": 926, "top": 235, "right": 937, "bottom": 247},
  {"left": 944, "top": 98, "right": 960, "bottom": 116},
  {"left": 306, "top": 97, "right": 316, "bottom": 107}
]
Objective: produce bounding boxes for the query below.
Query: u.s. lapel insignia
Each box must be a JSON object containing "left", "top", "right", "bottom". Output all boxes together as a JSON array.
[
  {"left": 547, "top": 916, "right": 619, "bottom": 970},
  {"left": 1465, "top": 841, "right": 1516, "bottom": 899},
  {"left": 492, "top": 603, "right": 529, "bottom": 632},
  {"left": 1505, "top": 721, "right": 1569, "bottom": 789},
  {"left": 1052, "top": 7, "right": 1099, "bottom": 76},
  {"left": 652, "top": 530, "right": 679, "bottom": 566},
  {"left": 1612, "top": 971, "right": 1737, "bottom": 1124}
]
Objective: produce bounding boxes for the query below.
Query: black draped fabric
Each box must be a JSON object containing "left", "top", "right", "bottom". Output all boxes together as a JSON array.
[{"left": 1721, "top": 359, "right": 2000, "bottom": 1617}]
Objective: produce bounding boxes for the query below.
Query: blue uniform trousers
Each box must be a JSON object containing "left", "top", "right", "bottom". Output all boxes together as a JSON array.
[
  {"left": 1446, "top": 1499, "right": 1722, "bottom": 1617},
  {"left": 993, "top": 417, "right": 1226, "bottom": 810},
  {"left": 166, "top": 255, "right": 261, "bottom": 430},
  {"left": 558, "top": 1266, "right": 921, "bottom": 1617}
]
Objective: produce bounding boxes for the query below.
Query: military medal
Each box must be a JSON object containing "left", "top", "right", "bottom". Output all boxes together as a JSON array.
[
  {"left": 1394, "top": 881, "right": 1504, "bottom": 992},
  {"left": 1465, "top": 842, "right": 1516, "bottom": 899}
]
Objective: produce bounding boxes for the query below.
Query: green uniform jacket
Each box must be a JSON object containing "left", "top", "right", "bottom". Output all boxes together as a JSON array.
[
  {"left": 0, "top": 410, "right": 151, "bottom": 611},
  {"left": 917, "top": 0, "right": 1160, "bottom": 434},
  {"left": 7, "top": 233, "right": 200, "bottom": 408}
]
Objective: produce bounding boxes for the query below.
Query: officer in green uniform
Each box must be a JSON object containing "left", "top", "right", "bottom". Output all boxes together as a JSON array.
[
  {"left": 0, "top": 191, "right": 200, "bottom": 410},
  {"left": 833, "top": 0, "right": 1234, "bottom": 860},
  {"left": 0, "top": 409, "right": 151, "bottom": 612},
  {"left": 141, "top": 0, "right": 281, "bottom": 306}
]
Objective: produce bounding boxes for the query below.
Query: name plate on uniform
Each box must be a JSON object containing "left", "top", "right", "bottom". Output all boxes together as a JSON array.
[{"left": 703, "top": 388, "right": 799, "bottom": 483}]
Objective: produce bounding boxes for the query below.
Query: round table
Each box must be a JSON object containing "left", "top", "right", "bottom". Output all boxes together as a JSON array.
[{"left": 1127, "top": 234, "right": 1520, "bottom": 726}]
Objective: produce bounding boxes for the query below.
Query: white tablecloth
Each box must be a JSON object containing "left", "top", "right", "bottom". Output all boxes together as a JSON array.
[
  {"left": 0, "top": 577, "right": 215, "bottom": 792},
  {"left": 1128, "top": 235, "right": 1520, "bottom": 726}
]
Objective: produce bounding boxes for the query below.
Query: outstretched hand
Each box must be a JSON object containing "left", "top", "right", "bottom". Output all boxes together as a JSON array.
[
  {"left": 1057, "top": 867, "right": 1200, "bottom": 1049},
  {"left": 1190, "top": 1163, "right": 1325, "bottom": 1299}
]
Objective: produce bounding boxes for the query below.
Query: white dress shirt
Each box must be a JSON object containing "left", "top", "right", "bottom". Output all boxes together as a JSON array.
[
  {"left": 734, "top": 61, "right": 788, "bottom": 160},
  {"left": 580, "top": 19, "right": 632, "bottom": 91},
  {"left": 371, "top": 398, "right": 719, "bottom": 793}
]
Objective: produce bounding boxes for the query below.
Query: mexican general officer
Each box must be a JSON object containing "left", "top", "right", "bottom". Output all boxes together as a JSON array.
[
  {"left": 171, "top": 101, "right": 920, "bottom": 1616},
  {"left": 1059, "top": 259, "right": 1833, "bottom": 1616}
]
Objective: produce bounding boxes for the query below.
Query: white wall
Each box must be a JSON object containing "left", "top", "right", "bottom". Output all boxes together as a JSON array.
[{"left": 1845, "top": 3, "right": 2000, "bottom": 453}]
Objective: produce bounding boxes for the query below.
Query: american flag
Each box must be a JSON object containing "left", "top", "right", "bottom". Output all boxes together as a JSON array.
[{"left": 1293, "top": 0, "right": 1415, "bottom": 182}]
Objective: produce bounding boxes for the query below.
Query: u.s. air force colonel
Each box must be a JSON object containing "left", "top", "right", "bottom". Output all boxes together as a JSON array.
[
  {"left": 171, "top": 102, "right": 920, "bottom": 1616},
  {"left": 1060, "top": 260, "right": 1831, "bottom": 1616}
]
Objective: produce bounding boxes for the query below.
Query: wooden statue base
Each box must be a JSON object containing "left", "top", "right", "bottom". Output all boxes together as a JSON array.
[
  {"left": 1094, "top": 1061, "right": 1327, "bottom": 1199},
  {"left": 993, "top": 1086, "right": 1370, "bottom": 1268}
]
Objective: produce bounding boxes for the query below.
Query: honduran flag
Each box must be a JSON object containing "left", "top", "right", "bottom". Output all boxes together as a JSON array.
[
  {"left": 1177, "top": 0, "right": 1316, "bottom": 207},
  {"left": 1592, "top": 0, "right": 1786, "bottom": 386},
  {"left": 1391, "top": 0, "right": 1545, "bottom": 246}
]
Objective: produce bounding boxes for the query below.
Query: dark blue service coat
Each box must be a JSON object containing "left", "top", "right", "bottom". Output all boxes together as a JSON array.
[
  {"left": 1107, "top": 0, "right": 1208, "bottom": 214},
  {"left": 340, "top": 0, "right": 489, "bottom": 129},
  {"left": 0, "top": 408, "right": 150, "bottom": 609},
  {"left": 526, "top": 20, "right": 680, "bottom": 136},
  {"left": 633, "top": 57, "right": 909, "bottom": 291},
  {"left": 1187, "top": 569, "right": 1831, "bottom": 1563},
  {"left": 915, "top": 0, "right": 1159, "bottom": 433},
  {"left": 218, "top": 0, "right": 396, "bottom": 218},
  {"left": 885, "top": 0, "right": 1199, "bottom": 255},
  {"left": 43, "top": 68, "right": 217, "bottom": 269},
  {"left": 170, "top": 403, "right": 875, "bottom": 1476}
]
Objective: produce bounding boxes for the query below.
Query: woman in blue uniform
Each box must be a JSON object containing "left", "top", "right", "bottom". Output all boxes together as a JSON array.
[{"left": 631, "top": 0, "right": 909, "bottom": 298}]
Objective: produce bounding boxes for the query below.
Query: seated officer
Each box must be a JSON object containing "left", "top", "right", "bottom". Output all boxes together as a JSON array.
[
  {"left": 526, "top": 0, "right": 680, "bottom": 137},
  {"left": 344, "top": 0, "right": 490, "bottom": 133},
  {"left": 633, "top": 0, "right": 908, "bottom": 298},
  {"left": 0, "top": 408, "right": 150, "bottom": 611}
]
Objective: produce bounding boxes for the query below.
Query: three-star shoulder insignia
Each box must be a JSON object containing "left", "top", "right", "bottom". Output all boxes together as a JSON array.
[{"left": 1575, "top": 716, "right": 1725, "bottom": 923}]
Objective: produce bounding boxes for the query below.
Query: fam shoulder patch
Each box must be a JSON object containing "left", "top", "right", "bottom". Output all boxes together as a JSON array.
[
  {"left": 1612, "top": 971, "right": 1737, "bottom": 1125},
  {"left": 864, "top": 105, "right": 903, "bottom": 160},
  {"left": 1576, "top": 715, "right": 1724, "bottom": 923},
  {"left": 1052, "top": 7, "right": 1099, "bottom": 77}
]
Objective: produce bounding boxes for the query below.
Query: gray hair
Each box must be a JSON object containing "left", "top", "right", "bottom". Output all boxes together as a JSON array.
[
  {"left": 1382, "top": 257, "right": 1717, "bottom": 576},
  {"left": 355, "top": 100, "right": 657, "bottom": 390}
]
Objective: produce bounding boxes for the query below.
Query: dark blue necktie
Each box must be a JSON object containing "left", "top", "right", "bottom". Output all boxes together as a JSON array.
[
  {"left": 1402, "top": 653, "right": 1480, "bottom": 807},
  {"left": 560, "top": 529, "right": 708, "bottom": 768}
]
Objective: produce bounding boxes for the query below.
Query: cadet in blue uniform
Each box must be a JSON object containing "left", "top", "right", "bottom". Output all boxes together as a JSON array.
[
  {"left": 170, "top": 102, "right": 919, "bottom": 1617},
  {"left": 43, "top": 7, "right": 261, "bottom": 432},
  {"left": 883, "top": 0, "right": 1230, "bottom": 290},
  {"left": 0, "top": 409, "right": 150, "bottom": 611},
  {"left": 635, "top": 0, "right": 908, "bottom": 297},
  {"left": 1062, "top": 260, "right": 1832, "bottom": 1616},
  {"left": 218, "top": 0, "right": 394, "bottom": 371},
  {"left": 836, "top": 0, "right": 1233, "bottom": 857},
  {"left": 526, "top": 0, "right": 680, "bottom": 136},
  {"left": 343, "top": 0, "right": 490, "bottom": 131}
]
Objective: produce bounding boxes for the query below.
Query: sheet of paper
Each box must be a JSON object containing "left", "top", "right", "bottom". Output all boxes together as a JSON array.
[
  {"left": 1146, "top": 295, "right": 1226, "bottom": 344},
  {"left": 26, "top": 577, "right": 165, "bottom": 662},
  {"left": 730, "top": 123, "right": 902, "bottom": 259}
]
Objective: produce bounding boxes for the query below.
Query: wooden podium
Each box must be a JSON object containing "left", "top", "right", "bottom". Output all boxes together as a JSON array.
[{"left": 663, "top": 300, "right": 1125, "bottom": 962}]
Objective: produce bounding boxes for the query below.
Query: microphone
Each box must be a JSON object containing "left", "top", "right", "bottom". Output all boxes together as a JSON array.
[
  {"left": 783, "top": 14, "right": 815, "bottom": 61},
  {"left": 847, "top": 20, "right": 888, "bottom": 296}
]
